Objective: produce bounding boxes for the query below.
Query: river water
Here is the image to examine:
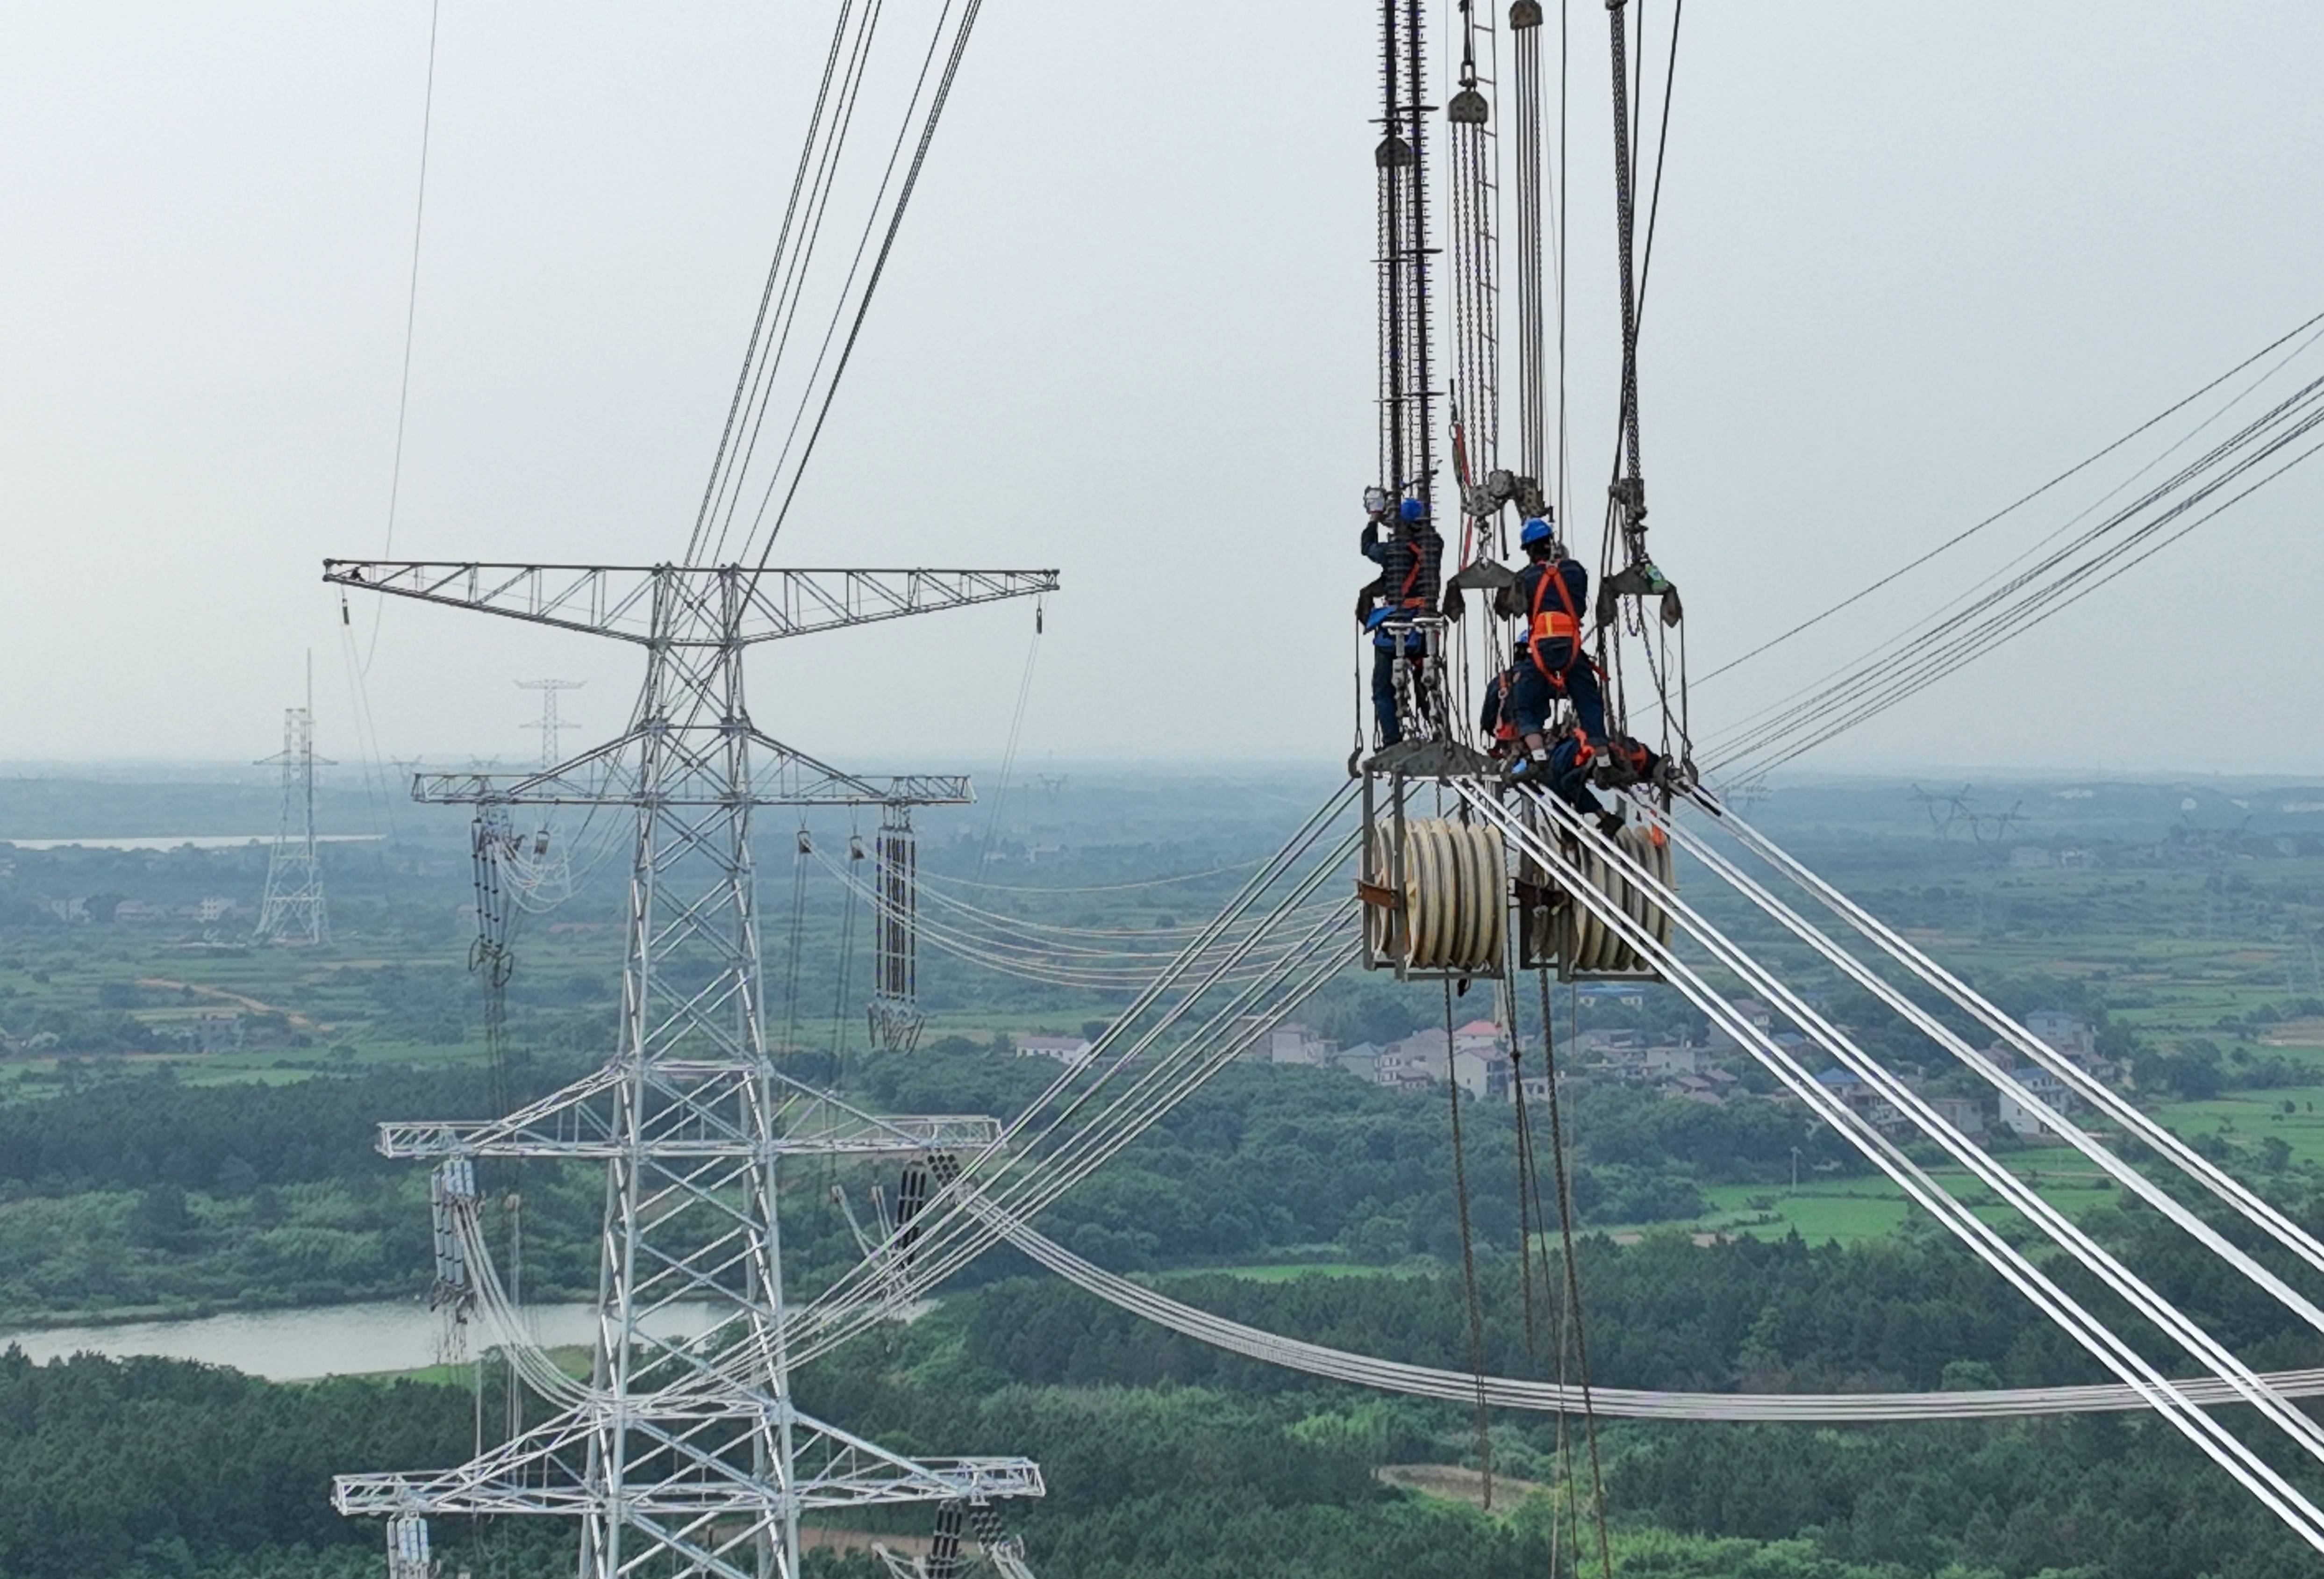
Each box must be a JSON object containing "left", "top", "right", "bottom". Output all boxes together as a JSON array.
[{"left": 0, "top": 1300, "right": 723, "bottom": 1380}]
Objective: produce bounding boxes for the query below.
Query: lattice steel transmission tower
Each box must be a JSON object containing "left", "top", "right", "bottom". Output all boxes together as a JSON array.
[
  {"left": 326, "top": 559, "right": 1056, "bottom": 1579},
  {"left": 518, "top": 677, "right": 585, "bottom": 768},
  {"left": 511, "top": 678, "right": 586, "bottom": 901},
  {"left": 253, "top": 653, "right": 333, "bottom": 946}
]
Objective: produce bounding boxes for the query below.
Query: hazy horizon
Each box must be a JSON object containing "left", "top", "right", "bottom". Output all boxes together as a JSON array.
[{"left": 4, "top": 3, "right": 2319, "bottom": 775}]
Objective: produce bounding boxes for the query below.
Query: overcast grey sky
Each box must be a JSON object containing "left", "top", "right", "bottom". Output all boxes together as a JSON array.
[{"left": 2, "top": 2, "right": 2318, "bottom": 777}]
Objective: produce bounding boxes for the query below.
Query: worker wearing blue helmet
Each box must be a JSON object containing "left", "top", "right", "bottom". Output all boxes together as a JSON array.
[
  {"left": 1495, "top": 514, "right": 1606, "bottom": 779},
  {"left": 1355, "top": 491, "right": 1445, "bottom": 746}
]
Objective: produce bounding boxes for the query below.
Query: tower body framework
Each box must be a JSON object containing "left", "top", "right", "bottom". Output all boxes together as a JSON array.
[{"left": 326, "top": 560, "right": 1054, "bottom": 1579}]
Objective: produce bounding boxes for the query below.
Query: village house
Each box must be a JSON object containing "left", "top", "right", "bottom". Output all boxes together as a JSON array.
[{"left": 1014, "top": 1034, "right": 1094, "bottom": 1068}]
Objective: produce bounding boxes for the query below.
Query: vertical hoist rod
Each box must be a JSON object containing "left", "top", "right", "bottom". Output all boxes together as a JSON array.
[
  {"left": 1605, "top": 0, "right": 1647, "bottom": 551},
  {"left": 1377, "top": 0, "right": 1437, "bottom": 512}
]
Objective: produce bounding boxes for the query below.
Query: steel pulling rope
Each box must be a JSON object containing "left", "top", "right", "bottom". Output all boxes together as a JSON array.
[
  {"left": 1654, "top": 809, "right": 2324, "bottom": 1342},
  {"left": 1466, "top": 782, "right": 2324, "bottom": 1550},
  {"left": 1554, "top": 788, "right": 2324, "bottom": 1476},
  {"left": 686, "top": 0, "right": 876, "bottom": 566},
  {"left": 427, "top": 778, "right": 2324, "bottom": 1476},
  {"left": 826, "top": 843, "right": 1335, "bottom": 947},
  {"left": 985, "top": 1211, "right": 2324, "bottom": 1421},
  {"left": 783, "top": 883, "right": 1364, "bottom": 1370},
  {"left": 916, "top": 855, "right": 1271, "bottom": 896},
  {"left": 696, "top": 0, "right": 893, "bottom": 567},
  {"left": 1702, "top": 795, "right": 2324, "bottom": 1287},
  {"left": 680, "top": 0, "right": 991, "bottom": 569},
  {"left": 755, "top": 785, "right": 1369, "bottom": 1372},
  {"left": 364, "top": 0, "right": 442, "bottom": 673},
  {"left": 747, "top": 0, "right": 989, "bottom": 564},
  {"left": 434, "top": 1041, "right": 2324, "bottom": 1432},
  {"left": 809, "top": 844, "right": 1344, "bottom": 991}
]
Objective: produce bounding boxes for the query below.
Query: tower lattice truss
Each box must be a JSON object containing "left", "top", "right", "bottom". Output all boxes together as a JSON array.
[{"left": 327, "top": 560, "right": 1056, "bottom": 1579}]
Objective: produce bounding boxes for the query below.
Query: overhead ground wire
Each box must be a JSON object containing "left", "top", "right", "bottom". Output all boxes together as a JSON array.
[
  {"left": 687, "top": 0, "right": 867, "bottom": 565},
  {"left": 1697, "top": 306, "right": 2324, "bottom": 687},
  {"left": 1709, "top": 367, "right": 2324, "bottom": 775},
  {"left": 746, "top": 0, "right": 989, "bottom": 564},
  {"left": 366, "top": 0, "right": 442, "bottom": 673}
]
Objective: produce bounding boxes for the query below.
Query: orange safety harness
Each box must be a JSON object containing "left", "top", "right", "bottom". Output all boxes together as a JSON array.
[
  {"left": 1524, "top": 557, "right": 1585, "bottom": 683},
  {"left": 1396, "top": 531, "right": 1429, "bottom": 608}
]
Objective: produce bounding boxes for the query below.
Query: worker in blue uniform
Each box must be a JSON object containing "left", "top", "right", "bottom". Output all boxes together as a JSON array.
[
  {"left": 1496, "top": 516, "right": 1606, "bottom": 778},
  {"left": 1355, "top": 492, "right": 1445, "bottom": 747},
  {"left": 1542, "top": 726, "right": 1605, "bottom": 816}
]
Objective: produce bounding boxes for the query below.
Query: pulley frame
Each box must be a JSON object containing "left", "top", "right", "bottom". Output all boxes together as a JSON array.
[{"left": 1358, "top": 768, "right": 1507, "bottom": 984}]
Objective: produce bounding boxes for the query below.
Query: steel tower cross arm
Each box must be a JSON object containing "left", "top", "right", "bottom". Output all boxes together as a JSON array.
[
  {"left": 372, "top": 1059, "right": 1006, "bottom": 1159},
  {"left": 406, "top": 726, "right": 976, "bottom": 808},
  {"left": 323, "top": 560, "right": 1058, "bottom": 645},
  {"left": 333, "top": 1402, "right": 1044, "bottom": 1515}
]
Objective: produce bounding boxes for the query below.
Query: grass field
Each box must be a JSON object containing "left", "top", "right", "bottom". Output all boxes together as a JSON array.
[
  {"left": 1182, "top": 1261, "right": 1416, "bottom": 1283},
  {"left": 1593, "top": 1144, "right": 2123, "bottom": 1246},
  {"left": 2152, "top": 1084, "right": 2324, "bottom": 1166}
]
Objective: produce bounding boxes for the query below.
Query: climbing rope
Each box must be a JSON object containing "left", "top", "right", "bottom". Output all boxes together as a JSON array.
[
  {"left": 1539, "top": 966, "right": 1614, "bottom": 1579},
  {"left": 1440, "top": 977, "right": 1496, "bottom": 1507}
]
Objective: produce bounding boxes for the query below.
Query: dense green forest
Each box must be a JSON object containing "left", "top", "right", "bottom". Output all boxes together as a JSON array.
[
  {"left": 12, "top": 1236, "right": 2324, "bottom": 1579},
  {"left": 8, "top": 772, "right": 2324, "bottom": 1575},
  {"left": 0, "top": 1047, "right": 1884, "bottom": 1322}
]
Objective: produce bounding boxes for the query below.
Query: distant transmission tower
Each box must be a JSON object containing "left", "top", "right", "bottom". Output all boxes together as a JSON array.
[
  {"left": 253, "top": 653, "right": 332, "bottom": 946},
  {"left": 518, "top": 677, "right": 584, "bottom": 768},
  {"left": 328, "top": 558, "right": 1056, "bottom": 1578},
  {"left": 513, "top": 679, "right": 585, "bottom": 899}
]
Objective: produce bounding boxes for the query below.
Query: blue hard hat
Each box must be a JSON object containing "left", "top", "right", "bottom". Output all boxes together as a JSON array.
[
  {"left": 1520, "top": 517, "right": 1555, "bottom": 548},
  {"left": 1398, "top": 496, "right": 1427, "bottom": 523}
]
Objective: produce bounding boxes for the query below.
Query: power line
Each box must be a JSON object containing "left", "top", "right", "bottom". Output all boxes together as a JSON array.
[
  {"left": 1700, "top": 305, "right": 2324, "bottom": 688},
  {"left": 366, "top": 0, "right": 443, "bottom": 673}
]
